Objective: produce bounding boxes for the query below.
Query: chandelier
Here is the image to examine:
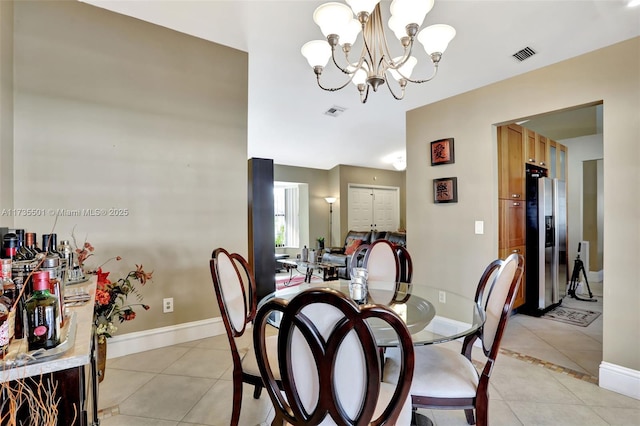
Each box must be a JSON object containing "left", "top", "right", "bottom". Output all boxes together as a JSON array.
[{"left": 301, "top": 0, "right": 456, "bottom": 103}]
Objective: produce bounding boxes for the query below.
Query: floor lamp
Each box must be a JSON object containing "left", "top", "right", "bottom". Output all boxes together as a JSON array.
[{"left": 325, "top": 197, "right": 336, "bottom": 247}]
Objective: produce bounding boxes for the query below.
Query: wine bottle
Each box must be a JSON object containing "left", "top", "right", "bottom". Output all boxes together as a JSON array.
[
  {"left": 16, "top": 230, "right": 35, "bottom": 261},
  {"left": 42, "top": 234, "right": 61, "bottom": 256},
  {"left": 0, "top": 259, "right": 16, "bottom": 340},
  {"left": 2, "top": 233, "right": 18, "bottom": 259},
  {"left": 25, "top": 232, "right": 41, "bottom": 254},
  {"left": 25, "top": 271, "right": 60, "bottom": 350},
  {"left": 0, "top": 303, "right": 9, "bottom": 358}
]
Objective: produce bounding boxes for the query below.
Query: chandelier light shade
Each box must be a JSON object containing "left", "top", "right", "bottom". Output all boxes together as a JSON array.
[
  {"left": 301, "top": 0, "right": 455, "bottom": 103},
  {"left": 418, "top": 24, "right": 457, "bottom": 55}
]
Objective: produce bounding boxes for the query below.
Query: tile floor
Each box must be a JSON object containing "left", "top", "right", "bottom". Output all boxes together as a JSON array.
[
  {"left": 501, "top": 281, "right": 604, "bottom": 379},
  {"left": 98, "top": 281, "right": 640, "bottom": 425}
]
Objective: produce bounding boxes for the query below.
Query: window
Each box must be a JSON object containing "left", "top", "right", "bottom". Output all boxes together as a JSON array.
[{"left": 274, "top": 184, "right": 300, "bottom": 248}]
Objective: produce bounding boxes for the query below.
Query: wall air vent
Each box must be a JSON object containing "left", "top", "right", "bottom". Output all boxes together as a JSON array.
[
  {"left": 513, "top": 47, "right": 536, "bottom": 62},
  {"left": 324, "top": 105, "right": 346, "bottom": 117}
]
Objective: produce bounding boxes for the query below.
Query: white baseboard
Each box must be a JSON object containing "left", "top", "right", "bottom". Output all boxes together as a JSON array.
[
  {"left": 599, "top": 361, "right": 640, "bottom": 400},
  {"left": 106, "top": 317, "right": 226, "bottom": 359}
]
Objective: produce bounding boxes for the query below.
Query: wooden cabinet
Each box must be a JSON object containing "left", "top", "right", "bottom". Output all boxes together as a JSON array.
[
  {"left": 498, "top": 124, "right": 527, "bottom": 309},
  {"left": 525, "top": 128, "right": 548, "bottom": 168},
  {"left": 499, "top": 199, "right": 526, "bottom": 248},
  {"left": 547, "top": 140, "right": 568, "bottom": 181},
  {"left": 0, "top": 279, "right": 99, "bottom": 425},
  {"left": 498, "top": 124, "right": 525, "bottom": 200}
]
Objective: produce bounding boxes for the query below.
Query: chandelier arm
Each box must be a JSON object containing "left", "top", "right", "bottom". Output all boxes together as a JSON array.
[
  {"left": 385, "top": 76, "right": 406, "bottom": 100},
  {"left": 315, "top": 73, "right": 357, "bottom": 92},
  {"left": 331, "top": 46, "right": 356, "bottom": 75},
  {"left": 402, "top": 65, "right": 439, "bottom": 84},
  {"left": 359, "top": 84, "right": 371, "bottom": 103}
]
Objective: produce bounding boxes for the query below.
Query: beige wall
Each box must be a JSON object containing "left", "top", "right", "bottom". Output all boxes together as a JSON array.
[
  {"left": 10, "top": 1, "right": 248, "bottom": 334},
  {"left": 406, "top": 38, "right": 640, "bottom": 372},
  {"left": 0, "top": 0, "right": 13, "bottom": 219}
]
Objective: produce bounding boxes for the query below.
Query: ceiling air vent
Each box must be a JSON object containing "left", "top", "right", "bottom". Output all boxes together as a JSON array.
[
  {"left": 324, "top": 105, "right": 346, "bottom": 118},
  {"left": 513, "top": 47, "right": 536, "bottom": 62}
]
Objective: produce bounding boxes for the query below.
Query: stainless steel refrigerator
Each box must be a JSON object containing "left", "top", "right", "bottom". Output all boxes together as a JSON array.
[{"left": 524, "top": 166, "right": 568, "bottom": 315}]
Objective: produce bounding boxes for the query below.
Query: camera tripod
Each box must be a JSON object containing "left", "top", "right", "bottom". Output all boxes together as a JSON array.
[{"left": 567, "top": 242, "right": 597, "bottom": 302}]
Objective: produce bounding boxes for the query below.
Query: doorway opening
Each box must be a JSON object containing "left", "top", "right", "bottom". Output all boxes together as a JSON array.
[{"left": 498, "top": 102, "right": 604, "bottom": 380}]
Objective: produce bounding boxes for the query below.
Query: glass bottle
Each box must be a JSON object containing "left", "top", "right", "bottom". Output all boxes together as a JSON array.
[
  {"left": 0, "top": 302, "right": 9, "bottom": 358},
  {"left": 2, "top": 233, "right": 18, "bottom": 259},
  {"left": 41, "top": 254, "right": 64, "bottom": 327},
  {"left": 42, "top": 234, "right": 61, "bottom": 256},
  {"left": 14, "top": 229, "right": 28, "bottom": 261},
  {"left": 0, "top": 259, "right": 16, "bottom": 341},
  {"left": 25, "top": 271, "right": 60, "bottom": 351},
  {"left": 25, "top": 232, "right": 41, "bottom": 254}
]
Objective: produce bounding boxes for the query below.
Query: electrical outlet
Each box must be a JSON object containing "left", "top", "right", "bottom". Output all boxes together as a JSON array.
[
  {"left": 439, "top": 291, "right": 446, "bottom": 303},
  {"left": 163, "top": 297, "right": 174, "bottom": 313},
  {"left": 475, "top": 220, "right": 484, "bottom": 234}
]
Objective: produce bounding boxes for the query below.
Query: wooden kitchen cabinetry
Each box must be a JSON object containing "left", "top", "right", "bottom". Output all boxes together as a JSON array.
[
  {"left": 498, "top": 124, "right": 525, "bottom": 201},
  {"left": 499, "top": 199, "right": 526, "bottom": 248},
  {"left": 498, "top": 123, "right": 568, "bottom": 309},
  {"left": 525, "top": 128, "right": 548, "bottom": 168},
  {"left": 498, "top": 123, "right": 527, "bottom": 308}
]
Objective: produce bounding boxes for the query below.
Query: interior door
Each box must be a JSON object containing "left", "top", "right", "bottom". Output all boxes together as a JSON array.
[
  {"left": 349, "top": 187, "right": 374, "bottom": 231},
  {"left": 348, "top": 186, "right": 399, "bottom": 232},
  {"left": 372, "top": 189, "right": 399, "bottom": 231}
]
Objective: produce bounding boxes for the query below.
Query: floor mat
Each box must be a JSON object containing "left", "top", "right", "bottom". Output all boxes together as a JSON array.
[{"left": 541, "top": 305, "right": 601, "bottom": 327}]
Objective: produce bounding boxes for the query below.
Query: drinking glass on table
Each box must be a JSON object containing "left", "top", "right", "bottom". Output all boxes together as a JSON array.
[{"left": 349, "top": 267, "right": 368, "bottom": 304}]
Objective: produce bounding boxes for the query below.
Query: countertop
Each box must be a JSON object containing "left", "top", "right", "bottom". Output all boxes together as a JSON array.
[{"left": 0, "top": 275, "right": 96, "bottom": 382}]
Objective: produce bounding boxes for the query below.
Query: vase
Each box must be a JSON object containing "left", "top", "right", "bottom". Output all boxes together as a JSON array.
[{"left": 97, "top": 338, "right": 107, "bottom": 383}]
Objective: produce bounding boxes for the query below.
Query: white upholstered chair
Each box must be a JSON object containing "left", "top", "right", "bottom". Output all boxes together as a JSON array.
[
  {"left": 253, "top": 287, "right": 415, "bottom": 425},
  {"left": 384, "top": 253, "right": 524, "bottom": 426},
  {"left": 210, "top": 248, "right": 281, "bottom": 425},
  {"left": 350, "top": 239, "right": 412, "bottom": 288}
]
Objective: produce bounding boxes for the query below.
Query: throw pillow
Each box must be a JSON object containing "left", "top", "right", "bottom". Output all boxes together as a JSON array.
[{"left": 344, "top": 238, "right": 362, "bottom": 256}]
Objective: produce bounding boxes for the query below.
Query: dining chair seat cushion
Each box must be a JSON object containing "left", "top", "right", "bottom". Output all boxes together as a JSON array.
[
  {"left": 384, "top": 345, "right": 479, "bottom": 399},
  {"left": 281, "top": 381, "right": 412, "bottom": 426},
  {"left": 241, "top": 334, "right": 281, "bottom": 380}
]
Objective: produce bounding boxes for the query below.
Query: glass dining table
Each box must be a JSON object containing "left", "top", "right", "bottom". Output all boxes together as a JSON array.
[
  {"left": 258, "top": 280, "right": 485, "bottom": 348},
  {"left": 258, "top": 280, "right": 485, "bottom": 426}
]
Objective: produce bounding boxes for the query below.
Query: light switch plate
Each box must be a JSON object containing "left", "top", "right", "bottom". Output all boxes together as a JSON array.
[{"left": 475, "top": 220, "right": 484, "bottom": 234}]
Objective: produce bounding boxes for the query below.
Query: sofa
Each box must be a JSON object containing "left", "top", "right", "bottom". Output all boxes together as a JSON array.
[{"left": 322, "top": 230, "right": 407, "bottom": 280}]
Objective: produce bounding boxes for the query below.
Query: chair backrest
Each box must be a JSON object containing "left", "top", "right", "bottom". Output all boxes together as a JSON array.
[
  {"left": 354, "top": 240, "right": 401, "bottom": 288},
  {"left": 395, "top": 245, "right": 413, "bottom": 284},
  {"left": 230, "top": 252, "right": 257, "bottom": 322},
  {"left": 254, "top": 288, "right": 414, "bottom": 426},
  {"left": 210, "top": 248, "right": 251, "bottom": 339},
  {"left": 481, "top": 253, "right": 524, "bottom": 357},
  {"left": 474, "top": 259, "right": 503, "bottom": 312}
]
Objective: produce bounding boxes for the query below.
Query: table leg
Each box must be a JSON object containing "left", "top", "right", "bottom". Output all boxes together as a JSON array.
[
  {"left": 411, "top": 411, "right": 434, "bottom": 426},
  {"left": 285, "top": 266, "right": 294, "bottom": 286}
]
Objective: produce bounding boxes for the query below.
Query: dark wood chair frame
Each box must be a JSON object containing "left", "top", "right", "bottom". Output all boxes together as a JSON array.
[
  {"left": 411, "top": 253, "right": 524, "bottom": 426},
  {"left": 210, "top": 248, "right": 277, "bottom": 426},
  {"left": 254, "top": 288, "right": 415, "bottom": 426}
]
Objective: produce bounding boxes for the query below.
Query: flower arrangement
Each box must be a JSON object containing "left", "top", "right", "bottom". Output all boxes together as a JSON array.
[
  {"left": 70, "top": 230, "right": 154, "bottom": 343},
  {"left": 93, "top": 259, "right": 153, "bottom": 343}
]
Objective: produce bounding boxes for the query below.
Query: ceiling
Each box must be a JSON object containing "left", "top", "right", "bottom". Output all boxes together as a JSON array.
[{"left": 81, "top": 1, "right": 639, "bottom": 170}]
